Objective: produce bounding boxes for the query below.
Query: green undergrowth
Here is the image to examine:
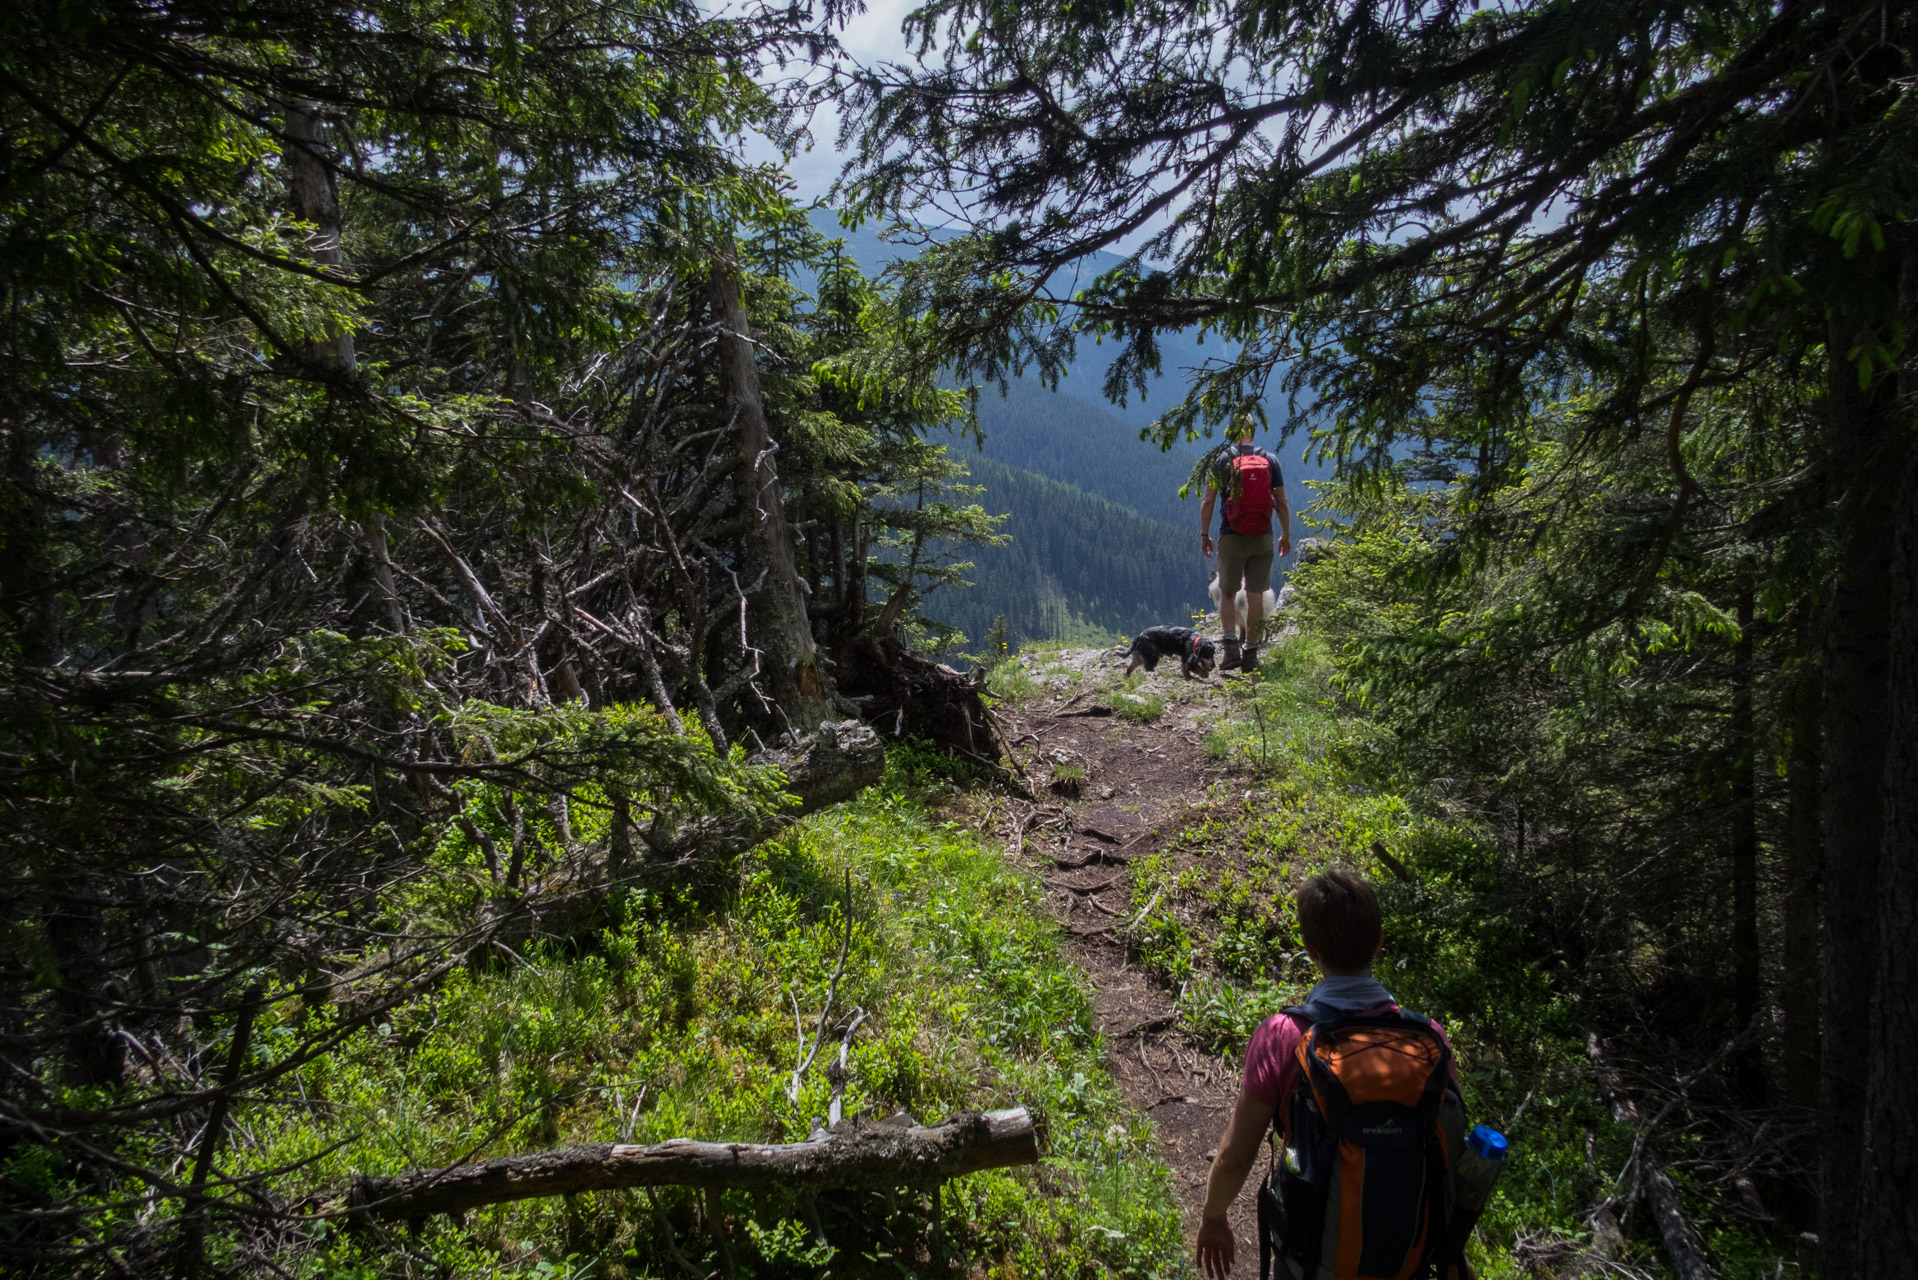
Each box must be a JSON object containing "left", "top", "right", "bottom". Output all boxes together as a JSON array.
[
  {"left": 1125, "top": 631, "right": 1776, "bottom": 1278},
  {"left": 239, "top": 746, "right": 1185, "bottom": 1279}
]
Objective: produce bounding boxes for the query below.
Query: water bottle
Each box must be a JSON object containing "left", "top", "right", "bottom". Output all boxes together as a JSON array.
[
  {"left": 1454, "top": 1125, "right": 1508, "bottom": 1213},
  {"left": 1445, "top": 1125, "right": 1509, "bottom": 1263}
]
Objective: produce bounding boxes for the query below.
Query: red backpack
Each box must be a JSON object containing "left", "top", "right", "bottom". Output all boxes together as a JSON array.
[{"left": 1224, "top": 445, "right": 1277, "bottom": 536}]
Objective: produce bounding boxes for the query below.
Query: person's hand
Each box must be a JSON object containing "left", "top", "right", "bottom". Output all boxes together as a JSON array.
[
  {"left": 1202, "top": 534, "right": 1215, "bottom": 558},
  {"left": 1196, "top": 1214, "right": 1235, "bottom": 1279},
  {"left": 1277, "top": 534, "right": 1292, "bottom": 558}
]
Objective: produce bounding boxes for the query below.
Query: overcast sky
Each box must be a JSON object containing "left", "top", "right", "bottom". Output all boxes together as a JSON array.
[{"left": 730, "top": 0, "right": 922, "bottom": 205}]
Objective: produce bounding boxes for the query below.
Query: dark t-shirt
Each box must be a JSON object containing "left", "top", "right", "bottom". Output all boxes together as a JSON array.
[{"left": 1208, "top": 444, "right": 1285, "bottom": 537}]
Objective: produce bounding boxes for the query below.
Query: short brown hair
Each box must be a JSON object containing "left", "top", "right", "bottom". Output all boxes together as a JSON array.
[{"left": 1296, "top": 869, "right": 1382, "bottom": 972}]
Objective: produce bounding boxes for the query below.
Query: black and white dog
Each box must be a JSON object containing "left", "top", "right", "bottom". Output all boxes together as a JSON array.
[{"left": 1124, "top": 626, "right": 1217, "bottom": 679}]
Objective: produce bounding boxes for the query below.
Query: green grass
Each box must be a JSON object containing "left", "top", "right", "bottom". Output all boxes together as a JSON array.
[
  {"left": 234, "top": 745, "right": 1186, "bottom": 1280},
  {"left": 1113, "top": 688, "right": 1166, "bottom": 724},
  {"left": 985, "top": 656, "right": 1039, "bottom": 702}
]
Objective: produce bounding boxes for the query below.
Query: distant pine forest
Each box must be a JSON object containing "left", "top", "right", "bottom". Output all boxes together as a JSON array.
[{"left": 920, "top": 453, "right": 1212, "bottom": 653}]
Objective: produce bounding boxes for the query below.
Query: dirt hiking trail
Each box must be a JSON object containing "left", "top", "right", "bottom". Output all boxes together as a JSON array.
[{"left": 969, "top": 645, "right": 1283, "bottom": 1271}]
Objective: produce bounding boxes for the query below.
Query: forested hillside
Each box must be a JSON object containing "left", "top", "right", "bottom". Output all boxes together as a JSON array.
[
  {"left": 964, "top": 382, "right": 1201, "bottom": 529},
  {"left": 921, "top": 454, "right": 1206, "bottom": 648},
  {"left": 820, "top": 209, "right": 1330, "bottom": 534}
]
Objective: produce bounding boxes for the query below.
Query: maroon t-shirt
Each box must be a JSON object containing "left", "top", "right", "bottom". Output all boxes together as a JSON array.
[{"left": 1243, "top": 1002, "right": 1461, "bottom": 1140}]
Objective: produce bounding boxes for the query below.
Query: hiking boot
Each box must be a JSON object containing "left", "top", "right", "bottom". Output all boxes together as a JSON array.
[
  {"left": 1240, "top": 643, "right": 1260, "bottom": 672},
  {"left": 1220, "top": 636, "right": 1242, "bottom": 671}
]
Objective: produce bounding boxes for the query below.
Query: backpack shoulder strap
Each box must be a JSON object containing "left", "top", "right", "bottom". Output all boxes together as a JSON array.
[{"left": 1282, "top": 1000, "right": 1336, "bottom": 1025}]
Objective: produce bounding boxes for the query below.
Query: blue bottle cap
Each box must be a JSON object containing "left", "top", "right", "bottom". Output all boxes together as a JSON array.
[{"left": 1468, "top": 1125, "right": 1509, "bottom": 1159}]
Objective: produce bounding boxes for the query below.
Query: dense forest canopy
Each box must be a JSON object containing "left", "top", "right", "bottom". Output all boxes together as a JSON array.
[
  {"left": 4, "top": 0, "right": 1916, "bottom": 1274},
  {"left": 841, "top": 0, "right": 1916, "bottom": 1271},
  {"left": 0, "top": 0, "right": 1011, "bottom": 1270}
]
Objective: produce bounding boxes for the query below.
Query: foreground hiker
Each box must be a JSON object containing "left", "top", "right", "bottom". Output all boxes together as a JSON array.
[
  {"left": 1199, "top": 423, "right": 1291, "bottom": 672},
  {"left": 1196, "top": 869, "right": 1469, "bottom": 1279}
]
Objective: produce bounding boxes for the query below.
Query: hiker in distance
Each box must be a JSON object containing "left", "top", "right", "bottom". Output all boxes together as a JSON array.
[
  {"left": 1200, "top": 423, "right": 1290, "bottom": 672},
  {"left": 1196, "top": 870, "right": 1469, "bottom": 1280}
]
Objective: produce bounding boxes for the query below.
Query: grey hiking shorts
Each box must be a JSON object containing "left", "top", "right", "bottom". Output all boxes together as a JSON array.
[{"left": 1217, "top": 532, "right": 1275, "bottom": 594}]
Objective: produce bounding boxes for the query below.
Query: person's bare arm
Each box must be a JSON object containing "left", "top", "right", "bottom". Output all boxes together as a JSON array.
[
  {"left": 1201, "top": 485, "right": 1219, "bottom": 558},
  {"left": 1274, "top": 483, "right": 1292, "bottom": 559},
  {"left": 1195, "top": 1088, "right": 1279, "bottom": 1278}
]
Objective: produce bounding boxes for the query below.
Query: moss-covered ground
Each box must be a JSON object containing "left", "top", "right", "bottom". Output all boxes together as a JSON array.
[{"left": 238, "top": 746, "right": 1186, "bottom": 1279}]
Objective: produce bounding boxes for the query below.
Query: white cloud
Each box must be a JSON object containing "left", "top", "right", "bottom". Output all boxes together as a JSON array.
[
  {"left": 837, "top": 0, "right": 918, "bottom": 62},
  {"left": 717, "top": 0, "right": 925, "bottom": 204}
]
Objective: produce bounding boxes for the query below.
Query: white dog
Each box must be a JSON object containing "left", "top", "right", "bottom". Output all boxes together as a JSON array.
[{"left": 1208, "top": 574, "right": 1280, "bottom": 641}]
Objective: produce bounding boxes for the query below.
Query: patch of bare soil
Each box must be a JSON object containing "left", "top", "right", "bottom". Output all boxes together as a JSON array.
[{"left": 980, "top": 648, "right": 1268, "bottom": 1272}]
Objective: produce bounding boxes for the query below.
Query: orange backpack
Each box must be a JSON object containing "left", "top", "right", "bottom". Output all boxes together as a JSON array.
[{"left": 1258, "top": 1007, "right": 1466, "bottom": 1280}]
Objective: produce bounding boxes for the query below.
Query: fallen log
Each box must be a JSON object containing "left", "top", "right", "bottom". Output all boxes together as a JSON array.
[
  {"left": 658, "top": 718, "right": 886, "bottom": 862},
  {"left": 344, "top": 1108, "right": 1038, "bottom": 1221},
  {"left": 1585, "top": 1032, "right": 1715, "bottom": 1280}
]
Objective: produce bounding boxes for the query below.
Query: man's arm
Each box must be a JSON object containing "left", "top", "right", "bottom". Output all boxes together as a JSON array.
[
  {"left": 1195, "top": 1087, "right": 1279, "bottom": 1279},
  {"left": 1200, "top": 485, "right": 1219, "bottom": 558},
  {"left": 1274, "top": 483, "right": 1292, "bottom": 559}
]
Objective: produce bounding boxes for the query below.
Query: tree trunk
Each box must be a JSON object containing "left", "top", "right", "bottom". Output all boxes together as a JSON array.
[
  {"left": 345, "top": 1107, "right": 1038, "bottom": 1220},
  {"left": 176, "top": 985, "right": 262, "bottom": 1280},
  {"left": 282, "top": 101, "right": 354, "bottom": 374},
  {"left": 837, "top": 508, "right": 868, "bottom": 645},
  {"left": 48, "top": 877, "right": 123, "bottom": 1087},
  {"left": 282, "top": 99, "right": 404, "bottom": 636},
  {"left": 1779, "top": 637, "right": 1821, "bottom": 1145},
  {"left": 1730, "top": 585, "right": 1761, "bottom": 1103},
  {"left": 1856, "top": 433, "right": 1918, "bottom": 1273},
  {"left": 709, "top": 240, "right": 837, "bottom": 738},
  {"left": 1817, "top": 322, "right": 1900, "bottom": 1280}
]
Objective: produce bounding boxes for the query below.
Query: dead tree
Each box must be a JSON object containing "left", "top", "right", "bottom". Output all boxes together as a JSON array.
[
  {"left": 497, "top": 721, "right": 886, "bottom": 944},
  {"left": 1586, "top": 1033, "right": 1715, "bottom": 1280},
  {"left": 344, "top": 1108, "right": 1039, "bottom": 1220},
  {"left": 710, "top": 237, "right": 839, "bottom": 738}
]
